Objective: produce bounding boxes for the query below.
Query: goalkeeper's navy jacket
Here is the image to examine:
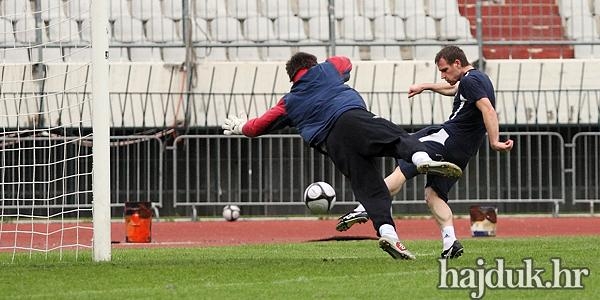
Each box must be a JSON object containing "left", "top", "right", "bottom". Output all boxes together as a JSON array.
[{"left": 241, "top": 56, "right": 366, "bottom": 147}]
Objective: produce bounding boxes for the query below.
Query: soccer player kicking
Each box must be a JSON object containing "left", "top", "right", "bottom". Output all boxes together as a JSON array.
[
  {"left": 336, "top": 46, "right": 513, "bottom": 259},
  {"left": 222, "top": 52, "right": 462, "bottom": 260}
]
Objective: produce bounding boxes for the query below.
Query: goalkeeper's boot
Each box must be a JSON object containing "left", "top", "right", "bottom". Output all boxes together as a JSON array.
[
  {"left": 378, "top": 236, "right": 416, "bottom": 260},
  {"left": 441, "top": 240, "right": 464, "bottom": 259},
  {"left": 417, "top": 161, "right": 462, "bottom": 178},
  {"left": 336, "top": 211, "right": 369, "bottom": 232}
]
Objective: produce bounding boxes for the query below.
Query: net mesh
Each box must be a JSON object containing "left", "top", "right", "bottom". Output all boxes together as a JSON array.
[{"left": 0, "top": 0, "right": 95, "bottom": 261}]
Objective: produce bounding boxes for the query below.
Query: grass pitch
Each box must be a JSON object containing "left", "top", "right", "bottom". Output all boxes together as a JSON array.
[{"left": 0, "top": 236, "right": 597, "bottom": 299}]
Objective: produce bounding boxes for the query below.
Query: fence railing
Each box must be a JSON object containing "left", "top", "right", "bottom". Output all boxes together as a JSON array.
[{"left": 4, "top": 131, "right": 599, "bottom": 216}]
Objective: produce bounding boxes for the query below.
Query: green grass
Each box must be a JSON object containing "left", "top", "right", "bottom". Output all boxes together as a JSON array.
[{"left": 0, "top": 236, "right": 597, "bottom": 299}]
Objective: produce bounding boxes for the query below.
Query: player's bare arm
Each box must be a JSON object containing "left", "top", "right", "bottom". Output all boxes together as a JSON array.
[
  {"left": 476, "top": 97, "right": 514, "bottom": 152},
  {"left": 408, "top": 82, "right": 458, "bottom": 98}
]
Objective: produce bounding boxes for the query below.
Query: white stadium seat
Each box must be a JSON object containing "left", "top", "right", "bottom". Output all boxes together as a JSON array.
[
  {"left": 47, "top": 18, "right": 79, "bottom": 42},
  {"left": 194, "top": 0, "right": 227, "bottom": 20},
  {"left": 359, "top": 0, "right": 391, "bottom": 20},
  {"left": 438, "top": 14, "right": 474, "bottom": 41},
  {"left": 1, "top": 0, "right": 32, "bottom": 21},
  {"left": 340, "top": 16, "right": 373, "bottom": 41},
  {"left": 162, "top": 0, "right": 184, "bottom": 20},
  {"left": 427, "top": 0, "right": 460, "bottom": 20},
  {"left": 405, "top": 15, "right": 437, "bottom": 40},
  {"left": 40, "top": 0, "right": 66, "bottom": 22},
  {"left": 227, "top": 0, "right": 260, "bottom": 20},
  {"left": 373, "top": 15, "right": 406, "bottom": 41},
  {"left": 210, "top": 17, "right": 244, "bottom": 42},
  {"left": 297, "top": 0, "right": 328, "bottom": 19},
  {"left": 307, "top": 16, "right": 331, "bottom": 41},
  {"left": 559, "top": 0, "right": 593, "bottom": 19},
  {"left": 334, "top": 0, "right": 358, "bottom": 19},
  {"left": 66, "top": 0, "right": 90, "bottom": 21},
  {"left": 130, "top": 0, "right": 162, "bottom": 21},
  {"left": 109, "top": 0, "right": 130, "bottom": 21},
  {"left": 274, "top": 16, "right": 306, "bottom": 42},
  {"left": 244, "top": 16, "right": 276, "bottom": 42},
  {"left": 392, "top": 0, "right": 426, "bottom": 19},
  {"left": 261, "top": 0, "right": 293, "bottom": 19},
  {"left": 565, "top": 14, "right": 598, "bottom": 40},
  {"left": 113, "top": 15, "right": 145, "bottom": 43},
  {"left": 146, "top": 16, "right": 180, "bottom": 43},
  {"left": 14, "top": 16, "right": 46, "bottom": 43}
]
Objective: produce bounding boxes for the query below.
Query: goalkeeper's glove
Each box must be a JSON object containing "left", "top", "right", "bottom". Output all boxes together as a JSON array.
[{"left": 222, "top": 115, "right": 246, "bottom": 135}]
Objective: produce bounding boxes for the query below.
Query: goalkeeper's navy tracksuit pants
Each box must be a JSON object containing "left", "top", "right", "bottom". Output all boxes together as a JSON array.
[{"left": 323, "top": 108, "right": 425, "bottom": 235}]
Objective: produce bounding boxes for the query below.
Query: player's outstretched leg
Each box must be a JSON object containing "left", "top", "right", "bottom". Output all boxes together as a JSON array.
[
  {"left": 417, "top": 161, "right": 463, "bottom": 178},
  {"left": 441, "top": 240, "right": 464, "bottom": 259},
  {"left": 336, "top": 210, "right": 369, "bottom": 231},
  {"left": 378, "top": 236, "right": 416, "bottom": 260}
]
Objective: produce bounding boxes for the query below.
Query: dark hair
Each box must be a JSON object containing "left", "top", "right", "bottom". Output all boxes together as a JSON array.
[
  {"left": 435, "top": 45, "right": 469, "bottom": 66},
  {"left": 286, "top": 52, "right": 318, "bottom": 81}
]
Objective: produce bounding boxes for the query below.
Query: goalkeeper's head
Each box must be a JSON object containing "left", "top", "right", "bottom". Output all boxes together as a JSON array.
[{"left": 286, "top": 52, "right": 318, "bottom": 81}]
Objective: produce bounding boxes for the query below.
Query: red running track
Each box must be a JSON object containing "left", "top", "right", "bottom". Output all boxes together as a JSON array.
[{"left": 1, "top": 217, "right": 598, "bottom": 250}]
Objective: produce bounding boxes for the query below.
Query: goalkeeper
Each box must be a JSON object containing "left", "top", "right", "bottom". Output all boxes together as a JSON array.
[
  {"left": 335, "top": 45, "right": 514, "bottom": 259},
  {"left": 222, "top": 52, "right": 462, "bottom": 260}
]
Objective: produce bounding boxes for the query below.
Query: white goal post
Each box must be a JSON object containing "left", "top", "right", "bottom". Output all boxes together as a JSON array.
[{"left": 0, "top": 0, "right": 111, "bottom": 262}]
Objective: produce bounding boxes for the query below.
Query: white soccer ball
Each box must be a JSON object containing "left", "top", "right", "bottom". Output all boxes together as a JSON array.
[
  {"left": 222, "top": 205, "right": 241, "bottom": 221},
  {"left": 304, "top": 181, "right": 336, "bottom": 214}
]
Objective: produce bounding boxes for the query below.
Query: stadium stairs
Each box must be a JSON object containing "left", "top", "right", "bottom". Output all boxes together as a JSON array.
[{"left": 457, "top": 0, "right": 575, "bottom": 58}]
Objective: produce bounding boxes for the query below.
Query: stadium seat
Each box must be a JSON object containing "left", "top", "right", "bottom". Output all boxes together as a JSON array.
[
  {"left": 307, "top": 16, "right": 332, "bottom": 41},
  {"left": 130, "top": 0, "right": 162, "bottom": 21},
  {"left": 261, "top": 0, "right": 294, "bottom": 19},
  {"left": 66, "top": 0, "right": 90, "bottom": 21},
  {"left": 210, "top": 17, "right": 244, "bottom": 42},
  {"left": 47, "top": 18, "right": 80, "bottom": 42},
  {"left": 358, "top": 0, "right": 391, "bottom": 20},
  {"left": 244, "top": 16, "right": 276, "bottom": 42},
  {"left": 0, "top": 18, "right": 29, "bottom": 63},
  {"left": 113, "top": 15, "right": 145, "bottom": 43},
  {"left": 438, "top": 14, "right": 474, "bottom": 41},
  {"left": 334, "top": 0, "right": 358, "bottom": 19},
  {"left": 404, "top": 15, "right": 437, "bottom": 40},
  {"left": 109, "top": 0, "right": 130, "bottom": 21},
  {"left": 595, "top": 0, "right": 600, "bottom": 16},
  {"left": 373, "top": 15, "right": 406, "bottom": 41},
  {"left": 192, "top": 18, "right": 211, "bottom": 42},
  {"left": 146, "top": 16, "right": 180, "bottom": 43},
  {"left": 1, "top": 0, "right": 32, "bottom": 21},
  {"left": 297, "top": 0, "right": 328, "bottom": 19},
  {"left": 162, "top": 0, "right": 184, "bottom": 20},
  {"left": 565, "top": 14, "right": 598, "bottom": 40},
  {"left": 426, "top": 0, "right": 460, "bottom": 20},
  {"left": 14, "top": 16, "right": 45, "bottom": 43},
  {"left": 226, "top": 0, "right": 260, "bottom": 20},
  {"left": 392, "top": 0, "right": 426, "bottom": 19},
  {"left": 194, "top": 0, "right": 228, "bottom": 20},
  {"left": 274, "top": 16, "right": 307, "bottom": 42},
  {"left": 558, "top": 0, "right": 593, "bottom": 19},
  {"left": 340, "top": 16, "right": 373, "bottom": 41},
  {"left": 40, "top": 0, "right": 66, "bottom": 22}
]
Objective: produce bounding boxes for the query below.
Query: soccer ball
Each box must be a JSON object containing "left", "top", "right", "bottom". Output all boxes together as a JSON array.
[
  {"left": 304, "top": 181, "right": 336, "bottom": 214},
  {"left": 222, "top": 205, "right": 241, "bottom": 221}
]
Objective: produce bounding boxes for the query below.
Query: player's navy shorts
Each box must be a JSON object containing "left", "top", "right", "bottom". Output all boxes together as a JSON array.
[{"left": 397, "top": 125, "right": 483, "bottom": 202}]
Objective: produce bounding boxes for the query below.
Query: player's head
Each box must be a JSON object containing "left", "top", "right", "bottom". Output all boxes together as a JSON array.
[
  {"left": 286, "top": 52, "right": 318, "bottom": 81},
  {"left": 434, "top": 46, "right": 470, "bottom": 86}
]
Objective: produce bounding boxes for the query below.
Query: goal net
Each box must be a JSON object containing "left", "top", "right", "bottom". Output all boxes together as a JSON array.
[{"left": 0, "top": 0, "right": 110, "bottom": 262}]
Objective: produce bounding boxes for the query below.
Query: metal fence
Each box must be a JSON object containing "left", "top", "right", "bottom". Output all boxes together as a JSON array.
[{"left": 171, "top": 132, "right": 567, "bottom": 215}]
